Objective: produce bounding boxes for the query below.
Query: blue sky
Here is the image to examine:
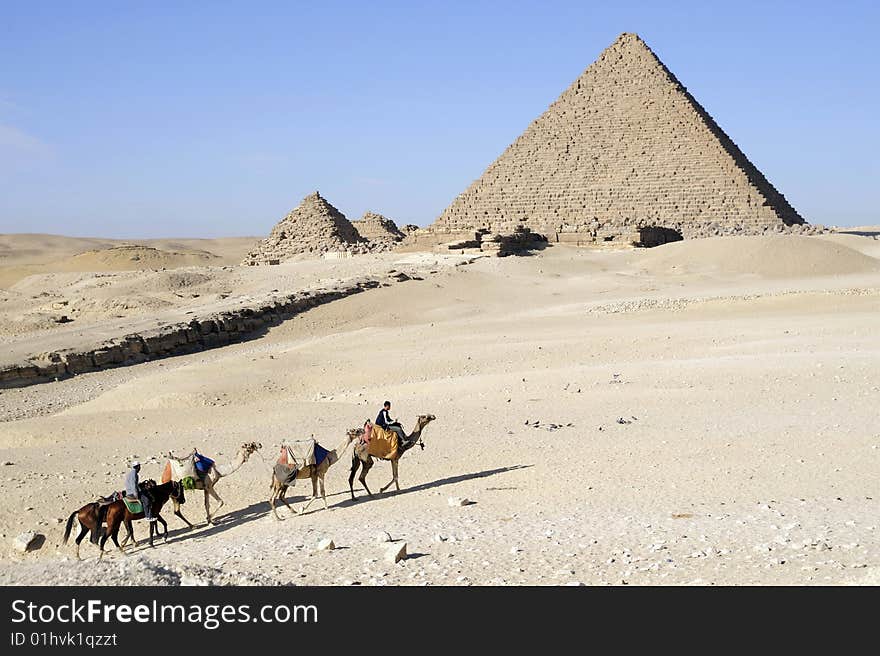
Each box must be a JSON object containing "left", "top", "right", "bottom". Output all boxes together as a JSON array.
[{"left": 1, "top": 1, "right": 877, "bottom": 237}]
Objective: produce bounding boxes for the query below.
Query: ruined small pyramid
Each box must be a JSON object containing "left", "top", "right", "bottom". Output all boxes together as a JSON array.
[
  {"left": 431, "top": 33, "right": 807, "bottom": 244},
  {"left": 243, "top": 192, "right": 367, "bottom": 264},
  {"left": 352, "top": 211, "right": 406, "bottom": 245}
]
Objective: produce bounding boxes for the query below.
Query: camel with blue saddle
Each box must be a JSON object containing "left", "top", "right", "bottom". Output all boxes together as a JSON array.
[
  {"left": 161, "top": 441, "right": 262, "bottom": 525},
  {"left": 268, "top": 430, "right": 358, "bottom": 519}
]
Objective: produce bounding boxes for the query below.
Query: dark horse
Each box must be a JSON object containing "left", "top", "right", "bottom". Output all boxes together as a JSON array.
[{"left": 95, "top": 481, "right": 191, "bottom": 558}]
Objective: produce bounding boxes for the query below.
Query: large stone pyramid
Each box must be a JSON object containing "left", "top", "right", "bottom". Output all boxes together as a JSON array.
[
  {"left": 431, "top": 33, "right": 808, "bottom": 246},
  {"left": 243, "top": 192, "right": 368, "bottom": 264}
]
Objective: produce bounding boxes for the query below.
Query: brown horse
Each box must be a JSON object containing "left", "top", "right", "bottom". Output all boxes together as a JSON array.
[
  {"left": 96, "top": 481, "right": 189, "bottom": 558},
  {"left": 61, "top": 484, "right": 161, "bottom": 560},
  {"left": 62, "top": 502, "right": 104, "bottom": 560}
]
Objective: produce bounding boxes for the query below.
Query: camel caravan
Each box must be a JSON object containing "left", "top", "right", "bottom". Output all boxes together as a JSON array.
[{"left": 62, "top": 406, "right": 436, "bottom": 559}]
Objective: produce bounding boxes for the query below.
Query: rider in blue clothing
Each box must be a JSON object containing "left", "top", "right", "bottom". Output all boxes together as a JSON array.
[{"left": 376, "top": 401, "right": 407, "bottom": 445}]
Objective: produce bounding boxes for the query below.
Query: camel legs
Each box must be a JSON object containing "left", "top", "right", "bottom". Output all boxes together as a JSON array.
[
  {"left": 347, "top": 453, "right": 376, "bottom": 499},
  {"left": 358, "top": 458, "right": 375, "bottom": 497},
  {"left": 380, "top": 459, "right": 400, "bottom": 494},
  {"left": 320, "top": 472, "right": 328, "bottom": 510},
  {"left": 348, "top": 457, "right": 361, "bottom": 500},
  {"left": 204, "top": 480, "right": 224, "bottom": 524},
  {"left": 299, "top": 472, "right": 320, "bottom": 514},
  {"left": 269, "top": 484, "right": 296, "bottom": 520},
  {"left": 267, "top": 482, "right": 282, "bottom": 520}
]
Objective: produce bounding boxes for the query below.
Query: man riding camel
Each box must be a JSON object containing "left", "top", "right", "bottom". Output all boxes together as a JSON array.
[
  {"left": 124, "top": 461, "right": 155, "bottom": 523},
  {"left": 376, "top": 401, "right": 408, "bottom": 446}
]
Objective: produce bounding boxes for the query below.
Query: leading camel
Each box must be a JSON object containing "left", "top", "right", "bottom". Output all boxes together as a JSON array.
[
  {"left": 348, "top": 414, "right": 436, "bottom": 500},
  {"left": 268, "top": 430, "right": 358, "bottom": 519},
  {"left": 163, "top": 441, "right": 261, "bottom": 525}
]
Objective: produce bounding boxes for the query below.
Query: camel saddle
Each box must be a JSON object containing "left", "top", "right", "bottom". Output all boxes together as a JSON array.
[
  {"left": 163, "top": 453, "right": 210, "bottom": 487},
  {"left": 274, "top": 441, "right": 335, "bottom": 486},
  {"left": 164, "top": 455, "right": 197, "bottom": 482},
  {"left": 279, "top": 440, "right": 317, "bottom": 469},
  {"left": 362, "top": 422, "right": 400, "bottom": 460}
]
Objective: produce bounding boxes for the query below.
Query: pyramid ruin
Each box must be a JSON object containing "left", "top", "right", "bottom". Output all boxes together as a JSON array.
[
  {"left": 243, "top": 192, "right": 369, "bottom": 265},
  {"left": 429, "top": 33, "right": 811, "bottom": 247},
  {"left": 351, "top": 211, "right": 406, "bottom": 248}
]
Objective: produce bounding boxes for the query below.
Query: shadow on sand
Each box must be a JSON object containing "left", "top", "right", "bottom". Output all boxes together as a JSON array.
[
  {"left": 114, "top": 463, "right": 532, "bottom": 555},
  {"left": 837, "top": 229, "right": 880, "bottom": 238},
  {"left": 335, "top": 463, "right": 533, "bottom": 509}
]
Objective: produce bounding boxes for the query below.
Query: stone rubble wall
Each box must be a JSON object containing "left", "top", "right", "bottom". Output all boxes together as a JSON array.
[
  {"left": 432, "top": 33, "right": 808, "bottom": 242},
  {"left": 0, "top": 271, "right": 419, "bottom": 389}
]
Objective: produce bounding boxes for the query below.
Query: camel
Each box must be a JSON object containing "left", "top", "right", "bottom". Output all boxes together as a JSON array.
[
  {"left": 162, "top": 441, "right": 262, "bottom": 525},
  {"left": 348, "top": 414, "right": 436, "bottom": 500},
  {"left": 268, "top": 430, "right": 359, "bottom": 519}
]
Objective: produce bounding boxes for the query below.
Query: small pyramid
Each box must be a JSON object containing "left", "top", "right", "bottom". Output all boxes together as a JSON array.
[
  {"left": 243, "top": 192, "right": 367, "bottom": 264},
  {"left": 431, "top": 33, "right": 807, "bottom": 244},
  {"left": 352, "top": 211, "right": 406, "bottom": 245}
]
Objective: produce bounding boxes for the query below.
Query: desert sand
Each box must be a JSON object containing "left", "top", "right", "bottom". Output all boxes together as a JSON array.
[
  {"left": 0, "top": 231, "right": 878, "bottom": 585},
  {"left": 0, "top": 234, "right": 258, "bottom": 289}
]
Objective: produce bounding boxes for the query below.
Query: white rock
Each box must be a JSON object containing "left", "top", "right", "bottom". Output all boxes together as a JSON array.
[
  {"left": 317, "top": 538, "right": 335, "bottom": 551},
  {"left": 13, "top": 532, "right": 42, "bottom": 553},
  {"left": 386, "top": 542, "right": 407, "bottom": 564},
  {"left": 448, "top": 497, "right": 471, "bottom": 507},
  {"left": 376, "top": 531, "right": 392, "bottom": 544},
  {"left": 432, "top": 534, "right": 447, "bottom": 543},
  {"left": 180, "top": 574, "right": 211, "bottom": 586}
]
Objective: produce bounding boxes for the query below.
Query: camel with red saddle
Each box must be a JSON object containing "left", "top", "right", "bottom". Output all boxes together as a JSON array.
[
  {"left": 162, "top": 441, "right": 262, "bottom": 525},
  {"left": 348, "top": 414, "right": 436, "bottom": 499},
  {"left": 268, "top": 431, "right": 358, "bottom": 519}
]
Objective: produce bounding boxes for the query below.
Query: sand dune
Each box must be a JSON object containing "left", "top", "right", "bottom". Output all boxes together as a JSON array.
[
  {"left": 818, "top": 230, "right": 880, "bottom": 259},
  {"left": 636, "top": 234, "right": 880, "bottom": 278},
  {"left": 0, "top": 234, "right": 257, "bottom": 288},
  {"left": 64, "top": 244, "right": 220, "bottom": 269}
]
